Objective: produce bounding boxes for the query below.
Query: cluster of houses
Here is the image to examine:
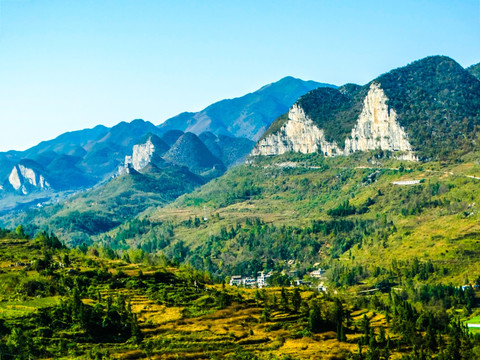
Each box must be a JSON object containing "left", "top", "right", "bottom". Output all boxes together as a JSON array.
[
  {"left": 229, "top": 271, "right": 272, "bottom": 288},
  {"left": 229, "top": 268, "right": 327, "bottom": 292}
]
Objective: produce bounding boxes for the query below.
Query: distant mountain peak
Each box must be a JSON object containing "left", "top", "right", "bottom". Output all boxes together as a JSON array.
[
  {"left": 158, "top": 77, "right": 335, "bottom": 141},
  {"left": 163, "top": 132, "right": 225, "bottom": 177}
]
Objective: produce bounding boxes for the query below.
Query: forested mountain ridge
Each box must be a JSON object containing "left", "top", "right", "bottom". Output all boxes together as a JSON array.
[
  {"left": 253, "top": 56, "right": 480, "bottom": 161},
  {"left": 100, "top": 151, "right": 480, "bottom": 284},
  {"left": 467, "top": 62, "right": 480, "bottom": 80}
]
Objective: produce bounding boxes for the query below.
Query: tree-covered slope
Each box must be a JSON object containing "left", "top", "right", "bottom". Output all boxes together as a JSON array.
[
  {"left": 4, "top": 164, "right": 204, "bottom": 246},
  {"left": 296, "top": 85, "right": 367, "bottom": 147},
  {"left": 467, "top": 62, "right": 480, "bottom": 81},
  {"left": 377, "top": 56, "right": 480, "bottom": 159},
  {"left": 98, "top": 151, "right": 480, "bottom": 289},
  {"left": 4, "top": 228, "right": 478, "bottom": 359},
  {"left": 163, "top": 132, "right": 226, "bottom": 176}
]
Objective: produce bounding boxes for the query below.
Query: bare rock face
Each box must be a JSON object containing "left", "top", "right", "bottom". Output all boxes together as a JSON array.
[
  {"left": 130, "top": 139, "right": 156, "bottom": 171},
  {"left": 122, "top": 135, "right": 168, "bottom": 173},
  {"left": 344, "top": 83, "right": 416, "bottom": 160},
  {"left": 251, "top": 83, "right": 416, "bottom": 160},
  {"left": 8, "top": 164, "right": 51, "bottom": 195},
  {"left": 250, "top": 104, "right": 342, "bottom": 156}
]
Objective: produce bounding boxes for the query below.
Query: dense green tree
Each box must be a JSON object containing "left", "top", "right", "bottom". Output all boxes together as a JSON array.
[
  {"left": 280, "top": 287, "right": 289, "bottom": 312},
  {"left": 309, "top": 302, "right": 324, "bottom": 333},
  {"left": 291, "top": 287, "right": 302, "bottom": 313}
]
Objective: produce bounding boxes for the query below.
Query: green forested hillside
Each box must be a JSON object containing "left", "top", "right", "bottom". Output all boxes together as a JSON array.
[
  {"left": 296, "top": 85, "right": 366, "bottom": 147},
  {"left": 3, "top": 165, "right": 204, "bottom": 247},
  {"left": 96, "top": 151, "right": 480, "bottom": 289},
  {"left": 378, "top": 56, "right": 480, "bottom": 159},
  {"left": 1, "top": 225, "right": 480, "bottom": 359},
  {"left": 468, "top": 62, "right": 480, "bottom": 81}
]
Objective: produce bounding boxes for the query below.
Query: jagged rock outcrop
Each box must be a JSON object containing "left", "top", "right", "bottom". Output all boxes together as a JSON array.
[
  {"left": 123, "top": 135, "right": 168, "bottom": 172},
  {"left": 7, "top": 163, "right": 51, "bottom": 195},
  {"left": 251, "top": 82, "right": 416, "bottom": 160},
  {"left": 344, "top": 83, "right": 416, "bottom": 160},
  {"left": 250, "top": 104, "right": 342, "bottom": 156},
  {"left": 252, "top": 56, "right": 480, "bottom": 161},
  {"left": 120, "top": 132, "right": 227, "bottom": 180}
]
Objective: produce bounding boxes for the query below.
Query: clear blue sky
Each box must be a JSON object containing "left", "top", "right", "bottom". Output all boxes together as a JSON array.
[{"left": 0, "top": 0, "right": 479, "bottom": 151}]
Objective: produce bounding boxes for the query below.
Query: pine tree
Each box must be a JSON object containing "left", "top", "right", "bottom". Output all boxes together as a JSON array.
[
  {"left": 291, "top": 287, "right": 302, "bottom": 313},
  {"left": 280, "top": 287, "right": 289, "bottom": 312},
  {"left": 309, "top": 303, "right": 323, "bottom": 333}
]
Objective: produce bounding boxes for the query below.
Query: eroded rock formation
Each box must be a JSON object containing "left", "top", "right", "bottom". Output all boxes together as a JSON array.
[
  {"left": 8, "top": 164, "right": 50, "bottom": 195},
  {"left": 251, "top": 82, "right": 416, "bottom": 161}
]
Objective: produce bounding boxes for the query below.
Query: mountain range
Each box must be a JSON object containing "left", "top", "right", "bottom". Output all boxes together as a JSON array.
[
  {"left": 2, "top": 55, "right": 480, "bottom": 360},
  {"left": 0, "top": 76, "right": 323, "bottom": 214}
]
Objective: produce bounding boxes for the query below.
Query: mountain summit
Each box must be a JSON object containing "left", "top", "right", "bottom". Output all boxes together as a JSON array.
[
  {"left": 252, "top": 56, "right": 480, "bottom": 161},
  {"left": 163, "top": 132, "right": 225, "bottom": 177},
  {"left": 158, "top": 77, "right": 334, "bottom": 141}
]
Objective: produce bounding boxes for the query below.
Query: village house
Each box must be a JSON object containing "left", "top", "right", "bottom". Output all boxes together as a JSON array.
[
  {"left": 242, "top": 277, "right": 256, "bottom": 287},
  {"left": 257, "top": 271, "right": 272, "bottom": 288},
  {"left": 317, "top": 282, "right": 328, "bottom": 292},
  {"left": 229, "top": 275, "right": 243, "bottom": 286},
  {"left": 309, "top": 268, "right": 325, "bottom": 278}
]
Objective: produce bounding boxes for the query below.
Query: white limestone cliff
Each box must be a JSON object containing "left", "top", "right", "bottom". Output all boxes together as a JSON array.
[
  {"left": 8, "top": 164, "right": 51, "bottom": 195},
  {"left": 130, "top": 138, "right": 156, "bottom": 171},
  {"left": 122, "top": 137, "right": 163, "bottom": 173},
  {"left": 251, "top": 83, "right": 416, "bottom": 161},
  {"left": 344, "top": 83, "right": 416, "bottom": 160},
  {"left": 250, "top": 104, "right": 342, "bottom": 157}
]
